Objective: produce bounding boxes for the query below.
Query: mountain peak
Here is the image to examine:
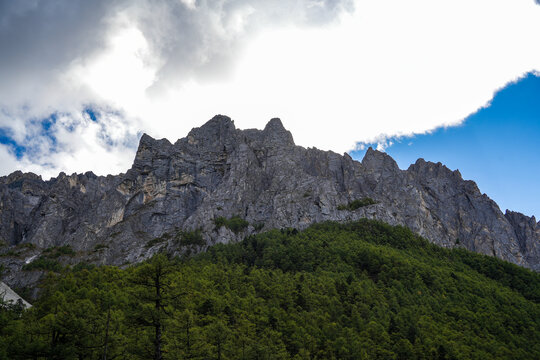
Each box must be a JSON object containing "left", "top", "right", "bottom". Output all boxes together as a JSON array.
[
  {"left": 262, "top": 117, "right": 295, "bottom": 147},
  {"left": 137, "top": 133, "right": 172, "bottom": 147},
  {"left": 139, "top": 133, "right": 155, "bottom": 146},
  {"left": 182, "top": 114, "right": 238, "bottom": 153},
  {"left": 361, "top": 147, "right": 399, "bottom": 173},
  {"left": 264, "top": 118, "right": 285, "bottom": 131},
  {"left": 132, "top": 133, "right": 173, "bottom": 174},
  {"left": 207, "top": 114, "right": 235, "bottom": 127},
  {"left": 196, "top": 114, "right": 236, "bottom": 136}
]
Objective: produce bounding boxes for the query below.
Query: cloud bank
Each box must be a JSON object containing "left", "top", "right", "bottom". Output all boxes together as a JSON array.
[{"left": 0, "top": 0, "right": 539, "bottom": 178}]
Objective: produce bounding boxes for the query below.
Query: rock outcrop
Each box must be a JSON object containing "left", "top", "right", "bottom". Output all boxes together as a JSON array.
[
  {"left": 0, "top": 115, "right": 538, "bottom": 289},
  {"left": 0, "top": 281, "right": 31, "bottom": 308}
]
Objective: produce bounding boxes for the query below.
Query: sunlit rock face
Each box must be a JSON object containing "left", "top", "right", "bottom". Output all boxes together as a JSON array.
[
  {"left": 0, "top": 115, "right": 538, "bottom": 289},
  {"left": 0, "top": 281, "right": 31, "bottom": 308}
]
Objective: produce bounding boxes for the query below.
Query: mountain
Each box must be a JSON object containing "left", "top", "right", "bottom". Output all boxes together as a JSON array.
[{"left": 0, "top": 115, "right": 538, "bottom": 289}]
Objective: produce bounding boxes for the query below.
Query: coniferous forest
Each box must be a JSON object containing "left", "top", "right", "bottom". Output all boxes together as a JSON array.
[{"left": 1, "top": 219, "right": 539, "bottom": 359}]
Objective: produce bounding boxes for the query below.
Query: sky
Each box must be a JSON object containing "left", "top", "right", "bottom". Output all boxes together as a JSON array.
[
  {"left": 350, "top": 73, "right": 540, "bottom": 217},
  {"left": 0, "top": 0, "right": 539, "bottom": 216}
]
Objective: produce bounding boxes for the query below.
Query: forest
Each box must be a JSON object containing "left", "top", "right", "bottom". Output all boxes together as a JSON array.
[{"left": 1, "top": 219, "right": 539, "bottom": 359}]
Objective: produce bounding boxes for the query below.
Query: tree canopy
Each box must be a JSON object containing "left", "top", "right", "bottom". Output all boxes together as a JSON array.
[{"left": 1, "top": 219, "right": 539, "bottom": 359}]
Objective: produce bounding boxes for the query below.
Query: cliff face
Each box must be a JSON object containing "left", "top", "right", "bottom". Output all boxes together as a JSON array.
[{"left": 0, "top": 115, "right": 538, "bottom": 288}]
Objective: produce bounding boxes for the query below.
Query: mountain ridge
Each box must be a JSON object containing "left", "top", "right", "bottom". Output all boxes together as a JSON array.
[{"left": 0, "top": 115, "right": 538, "bottom": 290}]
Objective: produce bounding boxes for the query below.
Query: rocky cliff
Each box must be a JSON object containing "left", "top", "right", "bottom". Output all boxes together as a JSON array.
[{"left": 1, "top": 115, "right": 538, "bottom": 290}]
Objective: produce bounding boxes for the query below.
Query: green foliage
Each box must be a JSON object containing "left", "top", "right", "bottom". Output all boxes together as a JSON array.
[
  {"left": 22, "top": 257, "right": 62, "bottom": 272},
  {"left": 213, "top": 216, "right": 227, "bottom": 229},
  {"left": 177, "top": 230, "right": 205, "bottom": 247},
  {"left": 16, "top": 243, "right": 36, "bottom": 250},
  {"left": 0, "top": 250, "right": 18, "bottom": 258},
  {"left": 21, "top": 245, "right": 75, "bottom": 272},
  {"left": 337, "top": 197, "right": 378, "bottom": 210},
  {"left": 71, "top": 262, "right": 96, "bottom": 272},
  {"left": 42, "top": 245, "right": 75, "bottom": 258},
  {"left": 253, "top": 222, "right": 265, "bottom": 232},
  {"left": 214, "top": 216, "right": 249, "bottom": 234},
  {"left": 2, "top": 219, "right": 539, "bottom": 359},
  {"left": 451, "top": 247, "right": 540, "bottom": 302},
  {"left": 0, "top": 243, "right": 36, "bottom": 258}
]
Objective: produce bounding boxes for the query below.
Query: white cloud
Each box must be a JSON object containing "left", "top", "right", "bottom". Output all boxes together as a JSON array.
[
  {"left": 210, "top": 0, "right": 540, "bottom": 152},
  {"left": 0, "top": 110, "right": 139, "bottom": 179},
  {"left": 125, "top": 0, "right": 540, "bottom": 154},
  {"left": 0, "top": 0, "right": 539, "bottom": 178},
  {"left": 0, "top": 145, "right": 20, "bottom": 175}
]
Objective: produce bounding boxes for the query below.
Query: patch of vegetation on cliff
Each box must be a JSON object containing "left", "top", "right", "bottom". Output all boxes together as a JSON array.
[
  {"left": 0, "top": 250, "right": 19, "bottom": 258},
  {"left": 253, "top": 222, "right": 265, "bottom": 232},
  {"left": 0, "top": 243, "right": 36, "bottom": 258},
  {"left": 21, "top": 245, "right": 75, "bottom": 272},
  {"left": 214, "top": 215, "right": 249, "bottom": 234},
  {"left": 1, "top": 220, "right": 539, "bottom": 359},
  {"left": 42, "top": 245, "right": 75, "bottom": 258},
  {"left": 145, "top": 230, "right": 206, "bottom": 250},
  {"left": 337, "top": 197, "right": 378, "bottom": 210},
  {"left": 21, "top": 257, "right": 63, "bottom": 272},
  {"left": 175, "top": 229, "right": 205, "bottom": 247}
]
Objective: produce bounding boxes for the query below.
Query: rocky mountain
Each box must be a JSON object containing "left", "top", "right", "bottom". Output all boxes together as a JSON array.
[{"left": 0, "top": 115, "right": 538, "bottom": 290}]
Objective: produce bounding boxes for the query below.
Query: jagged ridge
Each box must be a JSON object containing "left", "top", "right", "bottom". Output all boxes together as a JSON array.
[{"left": 0, "top": 115, "right": 538, "bottom": 289}]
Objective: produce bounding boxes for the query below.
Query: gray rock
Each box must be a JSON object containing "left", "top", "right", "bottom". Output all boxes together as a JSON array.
[
  {"left": 0, "top": 115, "right": 538, "bottom": 290},
  {"left": 0, "top": 281, "right": 31, "bottom": 308},
  {"left": 505, "top": 210, "right": 540, "bottom": 269}
]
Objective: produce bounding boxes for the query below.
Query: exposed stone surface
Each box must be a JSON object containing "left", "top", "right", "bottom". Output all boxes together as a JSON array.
[
  {"left": 505, "top": 210, "right": 540, "bottom": 270},
  {"left": 0, "top": 281, "right": 31, "bottom": 308},
  {"left": 0, "top": 115, "right": 538, "bottom": 290}
]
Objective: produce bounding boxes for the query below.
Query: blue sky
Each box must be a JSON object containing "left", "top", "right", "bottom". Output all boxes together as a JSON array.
[{"left": 351, "top": 73, "right": 540, "bottom": 217}]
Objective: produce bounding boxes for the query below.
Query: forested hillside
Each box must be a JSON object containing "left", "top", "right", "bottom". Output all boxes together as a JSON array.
[{"left": 1, "top": 220, "right": 539, "bottom": 359}]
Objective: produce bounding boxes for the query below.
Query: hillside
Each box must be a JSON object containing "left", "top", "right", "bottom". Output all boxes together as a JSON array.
[
  {"left": 0, "top": 115, "right": 538, "bottom": 293},
  {"left": 1, "top": 220, "right": 538, "bottom": 359}
]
